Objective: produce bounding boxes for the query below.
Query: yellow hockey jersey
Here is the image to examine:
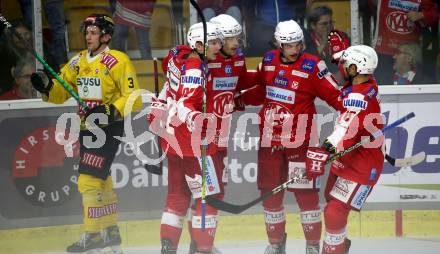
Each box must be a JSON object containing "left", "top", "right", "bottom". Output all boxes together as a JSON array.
[{"left": 44, "top": 48, "right": 142, "bottom": 117}]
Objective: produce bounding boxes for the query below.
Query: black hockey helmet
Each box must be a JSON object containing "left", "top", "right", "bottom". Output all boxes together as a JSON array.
[{"left": 83, "top": 13, "right": 114, "bottom": 36}]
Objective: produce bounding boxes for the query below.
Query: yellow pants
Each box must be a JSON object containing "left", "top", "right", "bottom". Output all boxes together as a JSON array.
[{"left": 78, "top": 174, "right": 118, "bottom": 232}]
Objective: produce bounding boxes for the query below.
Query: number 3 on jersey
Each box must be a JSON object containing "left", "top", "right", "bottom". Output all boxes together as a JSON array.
[{"left": 128, "top": 77, "right": 134, "bottom": 88}]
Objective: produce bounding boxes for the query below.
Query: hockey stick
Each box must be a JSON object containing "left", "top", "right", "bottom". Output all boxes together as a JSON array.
[
  {"left": 207, "top": 112, "right": 416, "bottom": 214},
  {"left": 144, "top": 57, "right": 163, "bottom": 175},
  {"left": 385, "top": 152, "right": 426, "bottom": 167},
  {"left": 189, "top": 0, "right": 209, "bottom": 229},
  {"left": 0, "top": 14, "right": 89, "bottom": 110}
]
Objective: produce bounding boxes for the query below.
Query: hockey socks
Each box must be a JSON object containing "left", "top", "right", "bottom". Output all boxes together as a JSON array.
[
  {"left": 160, "top": 211, "right": 184, "bottom": 249},
  {"left": 295, "top": 189, "right": 322, "bottom": 245},
  {"left": 322, "top": 200, "right": 351, "bottom": 254}
]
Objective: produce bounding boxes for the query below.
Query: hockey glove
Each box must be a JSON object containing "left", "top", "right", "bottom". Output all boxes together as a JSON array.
[
  {"left": 234, "top": 92, "right": 245, "bottom": 111},
  {"left": 185, "top": 111, "right": 215, "bottom": 133},
  {"left": 146, "top": 98, "right": 167, "bottom": 123},
  {"left": 305, "top": 147, "right": 330, "bottom": 180},
  {"left": 327, "top": 30, "right": 349, "bottom": 64},
  {"left": 30, "top": 71, "right": 53, "bottom": 96},
  {"left": 84, "top": 104, "right": 117, "bottom": 126}
]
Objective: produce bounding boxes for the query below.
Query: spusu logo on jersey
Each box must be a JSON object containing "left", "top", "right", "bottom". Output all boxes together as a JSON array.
[{"left": 12, "top": 127, "right": 80, "bottom": 207}]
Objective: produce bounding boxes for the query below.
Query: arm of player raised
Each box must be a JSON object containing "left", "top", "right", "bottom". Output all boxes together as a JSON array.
[
  {"left": 44, "top": 55, "right": 79, "bottom": 104},
  {"left": 418, "top": 0, "right": 439, "bottom": 26},
  {"left": 313, "top": 60, "right": 341, "bottom": 111}
]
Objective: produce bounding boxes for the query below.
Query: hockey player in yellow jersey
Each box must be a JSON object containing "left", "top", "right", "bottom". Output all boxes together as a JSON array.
[{"left": 30, "top": 13, "right": 141, "bottom": 254}]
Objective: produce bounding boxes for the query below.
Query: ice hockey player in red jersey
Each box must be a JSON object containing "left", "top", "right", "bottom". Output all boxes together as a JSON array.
[
  {"left": 305, "top": 45, "right": 384, "bottom": 254},
  {"left": 207, "top": 13, "right": 257, "bottom": 162},
  {"left": 238, "top": 20, "right": 341, "bottom": 254},
  {"left": 156, "top": 21, "right": 226, "bottom": 254},
  {"left": 179, "top": 13, "right": 258, "bottom": 253}
]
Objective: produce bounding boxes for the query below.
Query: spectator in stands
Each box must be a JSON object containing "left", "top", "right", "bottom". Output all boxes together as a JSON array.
[
  {"left": 198, "top": 0, "right": 242, "bottom": 24},
  {"left": 0, "top": 20, "right": 35, "bottom": 95},
  {"left": 244, "top": 0, "right": 306, "bottom": 56},
  {"left": 112, "top": 0, "right": 156, "bottom": 59},
  {"left": 18, "top": 0, "right": 67, "bottom": 70},
  {"left": 389, "top": 41, "right": 432, "bottom": 85},
  {"left": 5, "top": 20, "right": 33, "bottom": 61},
  {"left": 304, "top": 5, "right": 349, "bottom": 80},
  {"left": 0, "top": 59, "right": 34, "bottom": 100},
  {"left": 372, "top": 0, "right": 439, "bottom": 85}
]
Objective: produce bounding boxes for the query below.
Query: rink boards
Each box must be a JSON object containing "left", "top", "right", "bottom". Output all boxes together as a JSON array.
[{"left": 0, "top": 85, "right": 439, "bottom": 253}]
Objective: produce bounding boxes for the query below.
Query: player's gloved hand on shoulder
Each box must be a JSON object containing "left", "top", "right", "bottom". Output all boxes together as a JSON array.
[
  {"left": 84, "top": 104, "right": 117, "bottom": 126},
  {"left": 327, "top": 30, "right": 349, "bottom": 64},
  {"left": 305, "top": 147, "right": 330, "bottom": 180},
  {"left": 234, "top": 92, "right": 245, "bottom": 111},
  {"left": 31, "top": 71, "right": 53, "bottom": 96}
]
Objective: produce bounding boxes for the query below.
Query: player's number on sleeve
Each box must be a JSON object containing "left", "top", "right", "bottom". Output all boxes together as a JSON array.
[{"left": 128, "top": 77, "right": 134, "bottom": 88}]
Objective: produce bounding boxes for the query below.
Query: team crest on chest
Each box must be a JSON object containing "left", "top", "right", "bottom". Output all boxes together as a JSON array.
[
  {"left": 225, "top": 65, "right": 232, "bottom": 75},
  {"left": 291, "top": 81, "right": 299, "bottom": 90}
]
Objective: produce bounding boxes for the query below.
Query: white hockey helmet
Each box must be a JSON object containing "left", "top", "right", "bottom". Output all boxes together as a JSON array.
[
  {"left": 210, "top": 14, "right": 242, "bottom": 37},
  {"left": 187, "top": 21, "right": 223, "bottom": 49},
  {"left": 337, "top": 45, "right": 378, "bottom": 74},
  {"left": 274, "top": 20, "right": 304, "bottom": 47}
]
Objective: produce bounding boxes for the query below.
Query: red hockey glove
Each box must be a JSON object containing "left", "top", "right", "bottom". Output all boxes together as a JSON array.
[
  {"left": 234, "top": 92, "right": 245, "bottom": 111},
  {"left": 146, "top": 98, "right": 166, "bottom": 124},
  {"left": 305, "top": 147, "right": 330, "bottom": 180},
  {"left": 327, "top": 30, "right": 349, "bottom": 64},
  {"left": 185, "top": 111, "right": 215, "bottom": 133}
]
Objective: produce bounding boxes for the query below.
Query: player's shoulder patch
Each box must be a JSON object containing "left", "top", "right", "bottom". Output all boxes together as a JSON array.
[
  {"left": 263, "top": 51, "right": 276, "bottom": 64},
  {"left": 172, "top": 45, "right": 192, "bottom": 58},
  {"left": 300, "top": 58, "right": 316, "bottom": 73},
  {"left": 236, "top": 48, "right": 244, "bottom": 58},
  {"left": 365, "top": 86, "right": 377, "bottom": 100},
  {"left": 343, "top": 92, "right": 368, "bottom": 112},
  {"left": 101, "top": 52, "right": 119, "bottom": 69},
  {"left": 341, "top": 86, "right": 353, "bottom": 97},
  {"left": 68, "top": 51, "right": 83, "bottom": 70}
]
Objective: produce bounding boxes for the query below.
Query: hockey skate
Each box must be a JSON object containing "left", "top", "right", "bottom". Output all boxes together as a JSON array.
[
  {"left": 100, "top": 225, "right": 123, "bottom": 254},
  {"left": 305, "top": 243, "right": 320, "bottom": 254},
  {"left": 161, "top": 239, "right": 177, "bottom": 254},
  {"left": 188, "top": 241, "right": 222, "bottom": 254},
  {"left": 263, "top": 234, "right": 286, "bottom": 254},
  {"left": 66, "top": 232, "right": 103, "bottom": 253}
]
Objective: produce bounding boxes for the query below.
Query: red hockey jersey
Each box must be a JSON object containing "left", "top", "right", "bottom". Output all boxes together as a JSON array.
[
  {"left": 242, "top": 50, "right": 340, "bottom": 147},
  {"left": 206, "top": 50, "right": 257, "bottom": 150},
  {"left": 158, "top": 45, "right": 217, "bottom": 157},
  {"left": 374, "top": 0, "right": 439, "bottom": 55},
  {"left": 327, "top": 79, "right": 385, "bottom": 185}
]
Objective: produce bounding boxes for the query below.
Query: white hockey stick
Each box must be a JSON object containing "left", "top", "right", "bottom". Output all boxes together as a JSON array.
[{"left": 385, "top": 152, "right": 426, "bottom": 167}]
